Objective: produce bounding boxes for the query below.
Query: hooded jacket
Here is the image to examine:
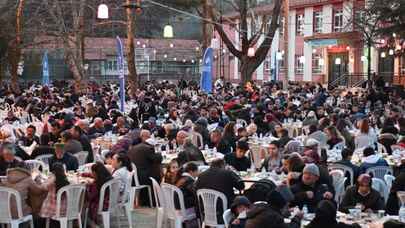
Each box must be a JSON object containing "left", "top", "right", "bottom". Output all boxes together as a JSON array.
[{"left": 0, "top": 168, "right": 43, "bottom": 217}]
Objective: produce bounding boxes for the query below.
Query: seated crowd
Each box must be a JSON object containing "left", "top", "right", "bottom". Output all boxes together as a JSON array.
[{"left": 0, "top": 80, "right": 405, "bottom": 228}]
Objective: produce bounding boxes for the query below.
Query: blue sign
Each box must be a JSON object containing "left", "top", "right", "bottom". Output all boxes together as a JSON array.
[
  {"left": 116, "top": 36, "right": 125, "bottom": 113},
  {"left": 200, "top": 47, "right": 213, "bottom": 93},
  {"left": 308, "top": 39, "right": 338, "bottom": 47},
  {"left": 42, "top": 51, "right": 50, "bottom": 86}
]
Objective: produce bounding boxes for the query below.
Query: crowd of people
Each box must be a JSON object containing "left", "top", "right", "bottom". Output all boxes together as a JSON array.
[{"left": 0, "top": 79, "right": 405, "bottom": 228}]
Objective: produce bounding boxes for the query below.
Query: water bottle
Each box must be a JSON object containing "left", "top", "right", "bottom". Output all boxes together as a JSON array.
[
  {"left": 204, "top": 144, "right": 209, "bottom": 151},
  {"left": 302, "top": 204, "right": 308, "bottom": 218},
  {"left": 399, "top": 205, "right": 405, "bottom": 222}
]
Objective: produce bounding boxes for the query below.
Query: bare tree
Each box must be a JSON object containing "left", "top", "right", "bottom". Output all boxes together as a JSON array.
[
  {"left": 40, "top": 0, "right": 87, "bottom": 93},
  {"left": 169, "top": 0, "right": 282, "bottom": 83}
]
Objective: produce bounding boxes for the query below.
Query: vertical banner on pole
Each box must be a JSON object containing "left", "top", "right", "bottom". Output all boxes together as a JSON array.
[
  {"left": 116, "top": 36, "right": 125, "bottom": 113},
  {"left": 200, "top": 47, "right": 213, "bottom": 93},
  {"left": 42, "top": 50, "right": 50, "bottom": 86}
]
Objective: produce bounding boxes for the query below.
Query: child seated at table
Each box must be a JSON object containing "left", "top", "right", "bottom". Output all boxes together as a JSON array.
[{"left": 39, "top": 162, "right": 70, "bottom": 218}]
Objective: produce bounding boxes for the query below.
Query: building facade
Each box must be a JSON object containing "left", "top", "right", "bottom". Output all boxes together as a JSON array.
[{"left": 214, "top": 0, "right": 405, "bottom": 86}]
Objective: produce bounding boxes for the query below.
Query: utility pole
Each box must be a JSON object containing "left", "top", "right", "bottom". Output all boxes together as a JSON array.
[
  {"left": 202, "top": 0, "right": 212, "bottom": 51},
  {"left": 10, "top": 0, "right": 25, "bottom": 93},
  {"left": 283, "top": 0, "right": 289, "bottom": 90}
]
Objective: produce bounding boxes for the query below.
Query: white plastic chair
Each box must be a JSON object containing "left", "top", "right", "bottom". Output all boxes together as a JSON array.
[
  {"left": 35, "top": 154, "right": 54, "bottom": 166},
  {"left": 335, "top": 177, "right": 347, "bottom": 204},
  {"left": 384, "top": 174, "right": 395, "bottom": 193},
  {"left": 129, "top": 164, "right": 153, "bottom": 207},
  {"left": 0, "top": 186, "right": 34, "bottom": 228},
  {"left": 329, "top": 163, "right": 355, "bottom": 186},
  {"left": 46, "top": 184, "right": 86, "bottom": 228},
  {"left": 73, "top": 151, "right": 88, "bottom": 167},
  {"left": 366, "top": 166, "right": 393, "bottom": 181},
  {"left": 372, "top": 178, "right": 388, "bottom": 203},
  {"left": 197, "top": 189, "right": 228, "bottom": 228},
  {"left": 222, "top": 209, "right": 233, "bottom": 228},
  {"left": 249, "top": 145, "right": 262, "bottom": 170},
  {"left": 97, "top": 179, "right": 122, "bottom": 228},
  {"left": 150, "top": 177, "right": 165, "bottom": 228},
  {"left": 24, "top": 159, "right": 46, "bottom": 172},
  {"left": 161, "top": 183, "right": 196, "bottom": 228},
  {"left": 329, "top": 169, "right": 345, "bottom": 189}
]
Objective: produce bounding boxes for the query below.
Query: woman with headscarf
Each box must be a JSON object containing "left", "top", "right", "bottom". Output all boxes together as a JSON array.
[
  {"left": 307, "top": 200, "right": 361, "bottom": 228},
  {"left": 339, "top": 174, "right": 385, "bottom": 213}
]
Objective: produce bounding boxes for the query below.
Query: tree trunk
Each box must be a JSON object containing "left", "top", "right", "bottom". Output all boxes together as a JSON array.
[
  {"left": 201, "top": 0, "right": 212, "bottom": 51},
  {"left": 240, "top": 58, "right": 256, "bottom": 84},
  {"left": 126, "top": 0, "right": 138, "bottom": 97},
  {"left": 10, "top": 0, "right": 25, "bottom": 94},
  {"left": 367, "top": 41, "right": 372, "bottom": 88}
]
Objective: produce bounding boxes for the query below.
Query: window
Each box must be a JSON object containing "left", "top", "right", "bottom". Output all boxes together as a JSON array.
[
  {"left": 312, "top": 53, "right": 323, "bottom": 74},
  {"left": 333, "top": 9, "right": 343, "bottom": 32},
  {"left": 354, "top": 10, "right": 365, "bottom": 31},
  {"left": 295, "top": 55, "right": 304, "bottom": 74},
  {"left": 296, "top": 14, "right": 304, "bottom": 36},
  {"left": 313, "top": 11, "right": 323, "bottom": 33}
]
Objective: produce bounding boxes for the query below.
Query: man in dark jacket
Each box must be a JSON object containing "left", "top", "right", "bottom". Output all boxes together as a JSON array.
[
  {"left": 225, "top": 140, "right": 251, "bottom": 171},
  {"left": 128, "top": 129, "right": 162, "bottom": 184},
  {"left": 290, "top": 164, "right": 334, "bottom": 212},
  {"left": 245, "top": 202, "right": 300, "bottom": 228},
  {"left": 71, "top": 126, "right": 94, "bottom": 163},
  {"left": 340, "top": 174, "right": 384, "bottom": 213},
  {"left": 48, "top": 143, "right": 79, "bottom": 171},
  {"left": 386, "top": 170, "right": 405, "bottom": 215},
  {"left": 195, "top": 158, "right": 244, "bottom": 208},
  {"left": 177, "top": 136, "right": 206, "bottom": 166}
]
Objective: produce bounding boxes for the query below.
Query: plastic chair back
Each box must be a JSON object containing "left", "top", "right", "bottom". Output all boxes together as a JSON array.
[
  {"left": 98, "top": 179, "right": 121, "bottom": 213},
  {"left": 56, "top": 184, "right": 86, "bottom": 219},
  {"left": 73, "top": 151, "right": 88, "bottom": 166},
  {"left": 366, "top": 166, "right": 393, "bottom": 181},
  {"left": 197, "top": 189, "right": 227, "bottom": 227},
  {"left": 35, "top": 154, "right": 54, "bottom": 166},
  {"left": 0, "top": 186, "right": 24, "bottom": 221}
]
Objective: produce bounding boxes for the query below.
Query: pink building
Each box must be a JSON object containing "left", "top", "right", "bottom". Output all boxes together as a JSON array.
[{"left": 213, "top": 0, "right": 405, "bottom": 86}]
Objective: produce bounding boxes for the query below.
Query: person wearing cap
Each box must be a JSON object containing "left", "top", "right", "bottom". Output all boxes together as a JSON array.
[
  {"left": 48, "top": 143, "right": 79, "bottom": 171},
  {"left": 290, "top": 163, "right": 334, "bottom": 213},
  {"left": 225, "top": 140, "right": 251, "bottom": 172},
  {"left": 339, "top": 174, "right": 384, "bottom": 213},
  {"left": 0, "top": 144, "right": 25, "bottom": 176},
  {"left": 229, "top": 196, "right": 251, "bottom": 228}
]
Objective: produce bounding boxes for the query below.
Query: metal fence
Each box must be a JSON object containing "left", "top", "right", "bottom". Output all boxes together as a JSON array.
[{"left": 9, "top": 48, "right": 201, "bottom": 82}]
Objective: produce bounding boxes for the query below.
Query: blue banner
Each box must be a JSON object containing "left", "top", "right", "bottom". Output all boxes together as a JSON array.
[
  {"left": 42, "top": 51, "right": 50, "bottom": 86},
  {"left": 200, "top": 47, "right": 213, "bottom": 93},
  {"left": 116, "top": 36, "right": 125, "bottom": 113}
]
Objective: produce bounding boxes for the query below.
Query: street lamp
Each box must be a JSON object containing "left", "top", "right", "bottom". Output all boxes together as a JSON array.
[
  {"left": 97, "top": 4, "right": 109, "bottom": 19},
  {"left": 163, "top": 24, "right": 174, "bottom": 38},
  {"left": 97, "top": 0, "right": 142, "bottom": 90}
]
